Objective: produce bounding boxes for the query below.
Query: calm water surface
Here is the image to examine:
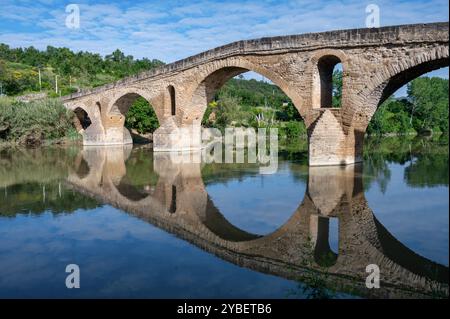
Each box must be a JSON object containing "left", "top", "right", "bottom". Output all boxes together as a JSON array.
[{"left": 0, "top": 136, "right": 448, "bottom": 298}]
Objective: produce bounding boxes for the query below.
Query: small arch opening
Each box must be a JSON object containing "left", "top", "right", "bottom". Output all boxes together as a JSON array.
[
  {"left": 73, "top": 107, "right": 92, "bottom": 131},
  {"left": 313, "top": 55, "right": 342, "bottom": 109},
  {"left": 168, "top": 85, "right": 176, "bottom": 116}
]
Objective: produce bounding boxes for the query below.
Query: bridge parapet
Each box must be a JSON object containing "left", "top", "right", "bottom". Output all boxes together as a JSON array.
[{"left": 62, "top": 22, "right": 448, "bottom": 102}]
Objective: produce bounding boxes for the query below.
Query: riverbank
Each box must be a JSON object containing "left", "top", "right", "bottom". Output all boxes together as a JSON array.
[
  {"left": 0, "top": 135, "right": 82, "bottom": 149},
  {"left": 1, "top": 127, "right": 446, "bottom": 150}
]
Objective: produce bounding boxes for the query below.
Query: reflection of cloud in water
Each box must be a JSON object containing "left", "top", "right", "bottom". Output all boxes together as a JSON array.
[
  {"left": 365, "top": 163, "right": 449, "bottom": 265},
  {"left": 206, "top": 165, "right": 306, "bottom": 235},
  {"left": 0, "top": 206, "right": 298, "bottom": 298}
]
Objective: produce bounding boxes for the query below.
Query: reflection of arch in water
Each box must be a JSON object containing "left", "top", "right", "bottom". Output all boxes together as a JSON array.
[
  {"left": 310, "top": 215, "right": 338, "bottom": 267},
  {"left": 66, "top": 148, "right": 448, "bottom": 298},
  {"left": 372, "top": 216, "right": 448, "bottom": 284},
  {"left": 115, "top": 176, "right": 154, "bottom": 202},
  {"left": 202, "top": 196, "right": 262, "bottom": 242},
  {"left": 75, "top": 157, "right": 90, "bottom": 179}
]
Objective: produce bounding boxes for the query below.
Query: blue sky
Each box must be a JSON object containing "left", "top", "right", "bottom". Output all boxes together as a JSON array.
[{"left": 0, "top": 0, "right": 448, "bottom": 95}]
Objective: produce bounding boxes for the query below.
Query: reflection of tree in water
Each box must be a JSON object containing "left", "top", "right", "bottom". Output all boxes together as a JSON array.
[
  {"left": 278, "top": 138, "right": 308, "bottom": 164},
  {"left": 0, "top": 146, "right": 79, "bottom": 186},
  {"left": 0, "top": 182, "right": 99, "bottom": 217},
  {"left": 363, "top": 151, "right": 392, "bottom": 194},
  {"left": 201, "top": 161, "right": 259, "bottom": 185},
  {"left": 0, "top": 146, "right": 99, "bottom": 217},
  {"left": 201, "top": 142, "right": 309, "bottom": 185},
  {"left": 110, "top": 147, "right": 161, "bottom": 200},
  {"left": 363, "top": 135, "right": 449, "bottom": 192},
  {"left": 122, "top": 147, "right": 159, "bottom": 189},
  {"left": 201, "top": 135, "right": 448, "bottom": 191},
  {"left": 404, "top": 135, "right": 449, "bottom": 187},
  {"left": 405, "top": 154, "right": 448, "bottom": 187}
]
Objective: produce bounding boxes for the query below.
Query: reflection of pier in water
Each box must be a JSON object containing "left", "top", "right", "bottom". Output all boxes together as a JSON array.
[{"left": 67, "top": 146, "right": 448, "bottom": 298}]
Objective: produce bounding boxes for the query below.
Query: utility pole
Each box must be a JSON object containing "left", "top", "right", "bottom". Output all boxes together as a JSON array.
[
  {"left": 38, "top": 68, "right": 42, "bottom": 92},
  {"left": 55, "top": 75, "right": 58, "bottom": 94}
]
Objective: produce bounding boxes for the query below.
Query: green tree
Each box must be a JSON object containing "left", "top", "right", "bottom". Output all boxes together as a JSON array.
[
  {"left": 124, "top": 97, "right": 159, "bottom": 134},
  {"left": 332, "top": 69, "right": 342, "bottom": 108},
  {"left": 407, "top": 77, "right": 449, "bottom": 133}
]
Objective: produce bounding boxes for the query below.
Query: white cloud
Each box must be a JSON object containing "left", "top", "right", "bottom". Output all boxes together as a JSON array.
[{"left": 0, "top": 0, "right": 448, "bottom": 64}]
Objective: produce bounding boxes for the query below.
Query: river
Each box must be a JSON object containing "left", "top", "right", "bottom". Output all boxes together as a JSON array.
[{"left": 0, "top": 135, "right": 448, "bottom": 298}]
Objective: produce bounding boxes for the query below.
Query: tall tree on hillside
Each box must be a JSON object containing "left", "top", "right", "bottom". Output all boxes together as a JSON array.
[{"left": 407, "top": 77, "right": 449, "bottom": 133}]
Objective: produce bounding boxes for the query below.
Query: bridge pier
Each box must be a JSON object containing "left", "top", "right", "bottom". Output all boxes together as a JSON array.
[
  {"left": 80, "top": 125, "right": 132, "bottom": 146},
  {"left": 153, "top": 118, "right": 202, "bottom": 152},
  {"left": 308, "top": 110, "right": 363, "bottom": 166}
]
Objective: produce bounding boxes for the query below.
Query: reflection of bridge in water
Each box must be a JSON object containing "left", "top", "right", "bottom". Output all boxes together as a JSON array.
[{"left": 67, "top": 146, "right": 448, "bottom": 298}]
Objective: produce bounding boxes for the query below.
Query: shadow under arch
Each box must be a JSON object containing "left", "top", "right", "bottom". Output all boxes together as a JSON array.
[{"left": 111, "top": 92, "right": 144, "bottom": 115}]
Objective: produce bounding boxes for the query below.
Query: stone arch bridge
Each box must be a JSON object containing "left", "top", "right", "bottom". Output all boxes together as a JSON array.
[{"left": 62, "top": 22, "right": 449, "bottom": 166}]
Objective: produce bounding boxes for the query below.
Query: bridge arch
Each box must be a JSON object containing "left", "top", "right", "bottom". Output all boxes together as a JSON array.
[
  {"left": 104, "top": 91, "right": 162, "bottom": 145},
  {"left": 182, "top": 57, "right": 306, "bottom": 125},
  {"left": 106, "top": 88, "right": 164, "bottom": 122},
  {"left": 350, "top": 45, "right": 449, "bottom": 131}
]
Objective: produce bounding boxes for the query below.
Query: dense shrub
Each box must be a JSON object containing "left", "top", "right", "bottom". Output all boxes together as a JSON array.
[
  {"left": 0, "top": 97, "right": 74, "bottom": 143},
  {"left": 279, "top": 121, "right": 307, "bottom": 139}
]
